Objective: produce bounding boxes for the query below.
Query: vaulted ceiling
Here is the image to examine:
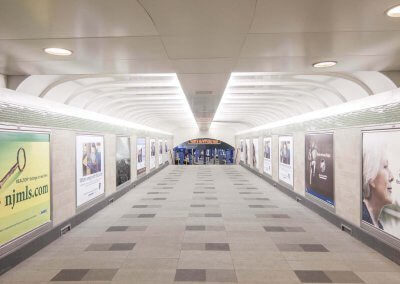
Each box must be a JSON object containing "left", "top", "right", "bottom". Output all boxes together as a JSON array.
[{"left": 1, "top": 0, "right": 400, "bottom": 132}]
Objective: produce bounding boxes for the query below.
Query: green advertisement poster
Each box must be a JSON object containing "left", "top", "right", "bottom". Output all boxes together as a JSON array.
[{"left": 0, "top": 131, "right": 51, "bottom": 248}]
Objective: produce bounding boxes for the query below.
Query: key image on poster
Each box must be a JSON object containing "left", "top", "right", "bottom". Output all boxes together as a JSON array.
[
  {"left": 252, "top": 138, "right": 259, "bottom": 169},
  {"left": 150, "top": 139, "right": 156, "bottom": 169},
  {"left": 362, "top": 130, "right": 400, "bottom": 240},
  {"left": 137, "top": 138, "right": 146, "bottom": 175},
  {"left": 279, "top": 136, "right": 293, "bottom": 186},
  {"left": 240, "top": 139, "right": 244, "bottom": 162},
  {"left": 164, "top": 140, "right": 168, "bottom": 164},
  {"left": 0, "top": 131, "right": 51, "bottom": 248},
  {"left": 158, "top": 140, "right": 163, "bottom": 165},
  {"left": 116, "top": 136, "right": 131, "bottom": 187},
  {"left": 305, "top": 133, "right": 334, "bottom": 206},
  {"left": 245, "top": 139, "right": 250, "bottom": 165},
  {"left": 263, "top": 137, "right": 272, "bottom": 175},
  {"left": 76, "top": 135, "right": 104, "bottom": 207}
]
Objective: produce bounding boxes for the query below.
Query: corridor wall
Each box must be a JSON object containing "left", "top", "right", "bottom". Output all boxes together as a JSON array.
[
  {"left": 236, "top": 88, "right": 400, "bottom": 264},
  {"left": 0, "top": 88, "right": 172, "bottom": 270}
]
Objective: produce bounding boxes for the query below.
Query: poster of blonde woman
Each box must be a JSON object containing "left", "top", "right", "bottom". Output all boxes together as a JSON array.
[
  {"left": 263, "top": 137, "right": 272, "bottom": 175},
  {"left": 279, "top": 136, "right": 293, "bottom": 186},
  {"left": 252, "top": 138, "right": 259, "bottom": 169},
  {"left": 362, "top": 130, "right": 400, "bottom": 240},
  {"left": 76, "top": 135, "right": 104, "bottom": 207}
]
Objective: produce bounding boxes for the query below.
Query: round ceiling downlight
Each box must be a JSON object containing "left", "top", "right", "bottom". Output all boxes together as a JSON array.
[
  {"left": 386, "top": 5, "right": 400, "bottom": 17},
  {"left": 44, "top": 47, "right": 73, "bottom": 56},
  {"left": 312, "top": 61, "right": 337, "bottom": 68}
]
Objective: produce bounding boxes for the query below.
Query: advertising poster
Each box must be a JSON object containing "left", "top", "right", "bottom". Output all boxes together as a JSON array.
[
  {"left": 137, "top": 138, "right": 146, "bottom": 175},
  {"left": 362, "top": 130, "right": 400, "bottom": 240},
  {"left": 150, "top": 138, "right": 156, "bottom": 169},
  {"left": 116, "top": 136, "right": 131, "bottom": 188},
  {"left": 279, "top": 136, "right": 294, "bottom": 186},
  {"left": 158, "top": 140, "right": 163, "bottom": 165},
  {"left": 76, "top": 135, "right": 105, "bottom": 207},
  {"left": 164, "top": 140, "right": 168, "bottom": 164},
  {"left": 0, "top": 131, "right": 51, "bottom": 248},
  {"left": 240, "top": 139, "right": 244, "bottom": 162},
  {"left": 305, "top": 133, "right": 334, "bottom": 206},
  {"left": 252, "top": 138, "right": 259, "bottom": 169},
  {"left": 263, "top": 137, "right": 272, "bottom": 175},
  {"left": 245, "top": 139, "right": 250, "bottom": 165}
]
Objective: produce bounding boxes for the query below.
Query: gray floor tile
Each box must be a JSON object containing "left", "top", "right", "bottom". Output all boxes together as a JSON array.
[
  {"left": 205, "top": 243, "right": 230, "bottom": 251},
  {"left": 109, "top": 243, "right": 136, "bottom": 251},
  {"left": 300, "top": 244, "right": 329, "bottom": 252},
  {"left": 206, "top": 269, "right": 237, "bottom": 282},
  {"left": 51, "top": 269, "right": 90, "bottom": 281},
  {"left": 324, "top": 271, "right": 364, "bottom": 283},
  {"left": 186, "top": 225, "right": 206, "bottom": 231},
  {"left": 294, "top": 270, "right": 332, "bottom": 283},
  {"left": 81, "top": 269, "right": 118, "bottom": 281},
  {"left": 106, "top": 226, "right": 129, "bottom": 232}
]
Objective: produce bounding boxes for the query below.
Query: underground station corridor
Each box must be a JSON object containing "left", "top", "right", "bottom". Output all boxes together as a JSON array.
[
  {"left": 1, "top": 1, "right": 400, "bottom": 283},
  {"left": 1, "top": 166, "right": 399, "bottom": 283}
]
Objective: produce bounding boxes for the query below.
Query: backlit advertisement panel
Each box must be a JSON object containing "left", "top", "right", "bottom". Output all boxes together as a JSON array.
[
  {"left": 150, "top": 138, "right": 156, "bottom": 169},
  {"left": 252, "top": 138, "right": 259, "bottom": 169},
  {"left": 263, "top": 137, "right": 272, "bottom": 175},
  {"left": 116, "top": 136, "right": 131, "bottom": 187},
  {"left": 137, "top": 138, "right": 146, "bottom": 175},
  {"left": 279, "top": 136, "right": 293, "bottom": 186},
  {"left": 0, "top": 131, "right": 51, "bottom": 248}
]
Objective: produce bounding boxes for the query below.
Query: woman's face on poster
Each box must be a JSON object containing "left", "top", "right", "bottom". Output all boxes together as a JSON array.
[{"left": 371, "top": 158, "right": 394, "bottom": 205}]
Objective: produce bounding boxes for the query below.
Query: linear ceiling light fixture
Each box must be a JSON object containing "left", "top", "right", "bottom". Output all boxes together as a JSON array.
[
  {"left": 312, "top": 61, "right": 337, "bottom": 68},
  {"left": 387, "top": 5, "right": 400, "bottom": 17},
  {"left": 44, "top": 47, "right": 73, "bottom": 56}
]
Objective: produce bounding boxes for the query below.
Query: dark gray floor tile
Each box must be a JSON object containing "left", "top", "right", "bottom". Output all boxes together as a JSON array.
[
  {"left": 51, "top": 269, "right": 89, "bottom": 281},
  {"left": 264, "top": 226, "right": 285, "bottom": 232},
  {"left": 86, "top": 243, "right": 112, "bottom": 251},
  {"left": 206, "top": 269, "right": 237, "bottom": 282},
  {"left": 138, "top": 214, "right": 156, "bottom": 218},
  {"left": 106, "top": 226, "right": 128, "bottom": 232},
  {"left": 132, "top": 205, "right": 148, "bottom": 208},
  {"left": 191, "top": 204, "right": 206, "bottom": 207},
  {"left": 175, "top": 269, "right": 206, "bottom": 282},
  {"left": 295, "top": 270, "right": 332, "bottom": 283},
  {"left": 186, "top": 225, "right": 206, "bottom": 231},
  {"left": 205, "top": 243, "right": 230, "bottom": 251},
  {"left": 82, "top": 269, "right": 118, "bottom": 281},
  {"left": 109, "top": 243, "right": 136, "bottom": 251},
  {"left": 205, "top": 197, "right": 218, "bottom": 200},
  {"left": 205, "top": 213, "right": 222, "bottom": 217},
  {"left": 300, "top": 244, "right": 329, "bottom": 252},
  {"left": 324, "top": 271, "right": 364, "bottom": 283},
  {"left": 154, "top": 197, "right": 167, "bottom": 200}
]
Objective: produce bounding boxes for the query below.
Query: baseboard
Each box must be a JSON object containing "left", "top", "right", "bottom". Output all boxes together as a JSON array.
[
  {"left": 239, "top": 162, "right": 400, "bottom": 265},
  {"left": 0, "top": 162, "right": 169, "bottom": 275}
]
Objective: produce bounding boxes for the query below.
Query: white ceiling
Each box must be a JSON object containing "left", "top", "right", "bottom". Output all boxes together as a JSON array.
[{"left": 1, "top": 0, "right": 400, "bottom": 132}]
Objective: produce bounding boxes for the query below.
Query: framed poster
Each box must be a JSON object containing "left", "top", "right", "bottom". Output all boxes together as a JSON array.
[
  {"left": 252, "top": 138, "right": 259, "bottom": 169},
  {"left": 362, "top": 130, "right": 400, "bottom": 241},
  {"left": 76, "top": 135, "right": 105, "bottom": 207},
  {"left": 240, "top": 139, "right": 244, "bottom": 162},
  {"left": 263, "top": 137, "right": 272, "bottom": 175},
  {"left": 0, "top": 131, "right": 51, "bottom": 249},
  {"left": 137, "top": 138, "right": 146, "bottom": 175},
  {"left": 245, "top": 139, "right": 250, "bottom": 165},
  {"left": 158, "top": 139, "right": 163, "bottom": 165},
  {"left": 278, "top": 136, "right": 294, "bottom": 186},
  {"left": 164, "top": 140, "right": 168, "bottom": 164},
  {"left": 150, "top": 138, "right": 156, "bottom": 169},
  {"left": 305, "top": 133, "right": 334, "bottom": 206},
  {"left": 116, "top": 136, "right": 131, "bottom": 188}
]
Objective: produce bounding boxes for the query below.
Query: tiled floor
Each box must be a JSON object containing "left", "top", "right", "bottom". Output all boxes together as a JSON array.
[{"left": 0, "top": 165, "right": 399, "bottom": 283}]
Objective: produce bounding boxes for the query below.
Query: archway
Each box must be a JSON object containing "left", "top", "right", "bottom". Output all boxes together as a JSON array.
[{"left": 173, "top": 138, "right": 235, "bottom": 165}]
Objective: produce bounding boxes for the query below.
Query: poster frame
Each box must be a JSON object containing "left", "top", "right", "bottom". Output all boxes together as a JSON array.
[
  {"left": 278, "top": 135, "right": 294, "bottom": 188},
  {"left": 116, "top": 135, "right": 132, "bottom": 190},
  {"left": 75, "top": 133, "right": 106, "bottom": 211},
  {"left": 136, "top": 137, "right": 146, "bottom": 176},
  {"left": 263, "top": 136, "right": 272, "bottom": 177},
  {"left": 361, "top": 127, "right": 400, "bottom": 249},
  {"left": 304, "top": 131, "right": 336, "bottom": 211},
  {"left": 0, "top": 126, "right": 53, "bottom": 256},
  {"left": 149, "top": 138, "right": 156, "bottom": 170}
]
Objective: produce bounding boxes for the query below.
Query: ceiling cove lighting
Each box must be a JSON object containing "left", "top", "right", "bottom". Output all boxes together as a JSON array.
[
  {"left": 312, "top": 61, "right": 337, "bottom": 68},
  {"left": 387, "top": 5, "right": 400, "bottom": 17},
  {"left": 44, "top": 47, "right": 73, "bottom": 56}
]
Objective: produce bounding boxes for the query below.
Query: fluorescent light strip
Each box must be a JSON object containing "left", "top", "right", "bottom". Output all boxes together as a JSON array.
[{"left": 236, "top": 88, "right": 400, "bottom": 135}]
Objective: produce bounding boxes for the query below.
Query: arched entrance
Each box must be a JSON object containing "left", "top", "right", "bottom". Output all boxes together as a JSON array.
[{"left": 173, "top": 138, "right": 235, "bottom": 165}]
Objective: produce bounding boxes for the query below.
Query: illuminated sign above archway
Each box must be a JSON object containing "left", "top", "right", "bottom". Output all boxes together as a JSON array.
[{"left": 188, "top": 138, "right": 221, "bottom": 145}]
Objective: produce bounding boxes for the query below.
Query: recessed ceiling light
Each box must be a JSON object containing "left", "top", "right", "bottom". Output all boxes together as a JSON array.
[
  {"left": 386, "top": 5, "right": 400, "bottom": 17},
  {"left": 44, "top": 47, "right": 73, "bottom": 56},
  {"left": 312, "top": 61, "right": 337, "bottom": 68}
]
